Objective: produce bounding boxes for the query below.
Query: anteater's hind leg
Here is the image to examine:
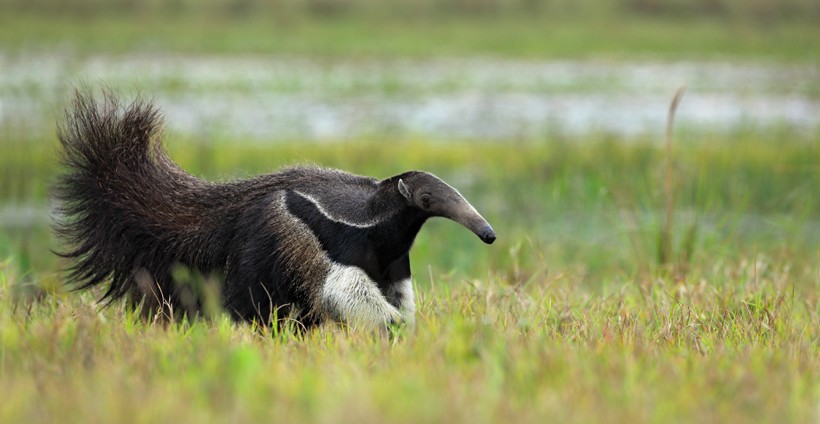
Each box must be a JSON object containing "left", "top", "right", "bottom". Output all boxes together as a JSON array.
[{"left": 127, "top": 267, "right": 202, "bottom": 322}]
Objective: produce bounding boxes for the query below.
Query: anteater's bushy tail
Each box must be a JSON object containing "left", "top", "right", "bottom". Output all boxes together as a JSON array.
[{"left": 54, "top": 89, "right": 211, "bottom": 313}]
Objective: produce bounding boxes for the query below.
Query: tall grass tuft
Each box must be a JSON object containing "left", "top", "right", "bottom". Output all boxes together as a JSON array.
[{"left": 657, "top": 87, "right": 691, "bottom": 277}]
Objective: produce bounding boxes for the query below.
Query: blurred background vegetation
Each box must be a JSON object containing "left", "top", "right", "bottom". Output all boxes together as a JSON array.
[
  {"left": 0, "top": 0, "right": 818, "bottom": 58},
  {"left": 2, "top": 0, "right": 818, "bottom": 20},
  {"left": 0, "top": 0, "right": 818, "bottom": 285},
  {"left": 0, "top": 2, "right": 818, "bottom": 423}
]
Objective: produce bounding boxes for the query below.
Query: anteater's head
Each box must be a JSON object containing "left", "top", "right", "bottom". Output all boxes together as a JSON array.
[{"left": 397, "top": 172, "right": 496, "bottom": 244}]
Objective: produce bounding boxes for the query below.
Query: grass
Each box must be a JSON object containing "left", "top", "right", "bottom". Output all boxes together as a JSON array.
[
  {"left": 1, "top": 254, "right": 817, "bottom": 423},
  {"left": 1, "top": 132, "right": 818, "bottom": 422}
]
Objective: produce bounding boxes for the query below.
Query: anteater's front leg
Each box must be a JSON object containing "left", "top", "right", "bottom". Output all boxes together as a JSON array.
[{"left": 321, "top": 263, "right": 405, "bottom": 329}]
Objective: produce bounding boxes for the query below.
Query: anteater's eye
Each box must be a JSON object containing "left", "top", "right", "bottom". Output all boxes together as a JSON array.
[{"left": 421, "top": 194, "right": 431, "bottom": 207}]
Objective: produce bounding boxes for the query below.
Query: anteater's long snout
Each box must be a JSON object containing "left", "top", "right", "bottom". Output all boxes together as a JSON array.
[{"left": 449, "top": 202, "right": 496, "bottom": 245}]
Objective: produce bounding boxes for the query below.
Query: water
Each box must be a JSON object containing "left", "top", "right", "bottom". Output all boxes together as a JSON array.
[{"left": 1, "top": 53, "right": 818, "bottom": 140}]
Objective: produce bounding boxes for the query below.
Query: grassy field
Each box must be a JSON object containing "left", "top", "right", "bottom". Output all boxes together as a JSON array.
[
  {"left": 1, "top": 2, "right": 819, "bottom": 423},
  {"left": 1, "top": 133, "right": 818, "bottom": 423},
  {"left": 0, "top": 258, "right": 816, "bottom": 423}
]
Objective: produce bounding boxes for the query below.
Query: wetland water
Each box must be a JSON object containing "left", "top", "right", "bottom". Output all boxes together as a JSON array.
[{"left": 1, "top": 53, "right": 818, "bottom": 140}]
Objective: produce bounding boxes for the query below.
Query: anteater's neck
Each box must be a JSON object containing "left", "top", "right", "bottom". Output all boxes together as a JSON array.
[{"left": 367, "top": 178, "right": 429, "bottom": 270}]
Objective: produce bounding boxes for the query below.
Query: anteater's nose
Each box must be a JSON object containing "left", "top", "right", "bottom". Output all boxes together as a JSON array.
[{"left": 479, "top": 226, "right": 496, "bottom": 244}]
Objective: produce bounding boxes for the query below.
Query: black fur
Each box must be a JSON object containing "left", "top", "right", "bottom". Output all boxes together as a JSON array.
[
  {"left": 54, "top": 89, "right": 494, "bottom": 327},
  {"left": 285, "top": 190, "right": 420, "bottom": 284}
]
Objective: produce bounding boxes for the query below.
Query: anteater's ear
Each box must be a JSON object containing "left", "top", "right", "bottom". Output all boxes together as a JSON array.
[{"left": 398, "top": 179, "right": 412, "bottom": 201}]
